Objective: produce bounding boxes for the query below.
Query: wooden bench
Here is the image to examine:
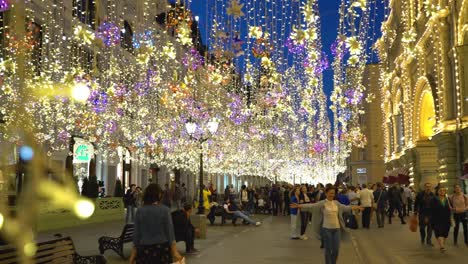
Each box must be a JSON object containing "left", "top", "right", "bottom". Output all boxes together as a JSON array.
[
  {"left": 98, "top": 223, "right": 134, "bottom": 259},
  {"left": 207, "top": 205, "right": 238, "bottom": 225},
  {"left": 0, "top": 236, "right": 106, "bottom": 264}
]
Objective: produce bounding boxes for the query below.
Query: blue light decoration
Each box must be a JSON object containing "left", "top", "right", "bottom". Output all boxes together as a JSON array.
[
  {"left": 133, "top": 30, "right": 154, "bottom": 49},
  {"left": 19, "top": 146, "right": 34, "bottom": 161}
]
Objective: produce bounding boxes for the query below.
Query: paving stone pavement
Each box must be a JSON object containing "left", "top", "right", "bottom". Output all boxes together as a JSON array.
[
  {"left": 38, "top": 214, "right": 361, "bottom": 264},
  {"left": 350, "top": 215, "right": 468, "bottom": 264}
]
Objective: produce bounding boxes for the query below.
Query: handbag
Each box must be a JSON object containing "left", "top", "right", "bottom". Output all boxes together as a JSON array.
[{"left": 345, "top": 214, "right": 358, "bottom": 229}]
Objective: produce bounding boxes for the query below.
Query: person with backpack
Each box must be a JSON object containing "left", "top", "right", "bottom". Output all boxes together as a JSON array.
[
  {"left": 124, "top": 184, "right": 137, "bottom": 223},
  {"left": 373, "top": 183, "right": 388, "bottom": 228}
]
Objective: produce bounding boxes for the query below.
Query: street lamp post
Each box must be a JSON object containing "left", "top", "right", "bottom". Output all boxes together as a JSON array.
[{"left": 185, "top": 119, "right": 219, "bottom": 215}]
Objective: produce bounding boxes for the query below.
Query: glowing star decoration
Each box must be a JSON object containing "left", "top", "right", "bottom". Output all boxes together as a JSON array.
[
  {"left": 261, "top": 57, "right": 274, "bottom": 69},
  {"left": 0, "top": 0, "right": 10, "bottom": 12},
  {"left": 226, "top": 0, "right": 244, "bottom": 19},
  {"left": 248, "top": 26, "right": 263, "bottom": 39},
  {"left": 73, "top": 25, "right": 95, "bottom": 45},
  {"left": 177, "top": 22, "right": 192, "bottom": 46},
  {"left": 351, "top": 0, "right": 367, "bottom": 10},
  {"left": 346, "top": 36, "right": 362, "bottom": 55},
  {"left": 302, "top": 4, "right": 317, "bottom": 23},
  {"left": 96, "top": 22, "right": 120, "bottom": 47},
  {"left": 162, "top": 43, "right": 177, "bottom": 60}
]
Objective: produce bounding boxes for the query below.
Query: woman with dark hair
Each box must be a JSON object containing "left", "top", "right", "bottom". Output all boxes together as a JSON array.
[
  {"left": 292, "top": 186, "right": 362, "bottom": 264},
  {"left": 431, "top": 187, "right": 451, "bottom": 252},
  {"left": 130, "top": 184, "right": 183, "bottom": 264}
]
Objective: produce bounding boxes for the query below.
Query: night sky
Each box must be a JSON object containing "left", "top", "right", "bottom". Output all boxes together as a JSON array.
[{"left": 183, "top": 0, "right": 386, "bottom": 121}]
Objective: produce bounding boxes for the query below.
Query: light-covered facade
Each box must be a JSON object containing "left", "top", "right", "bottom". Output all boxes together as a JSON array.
[{"left": 376, "top": 0, "right": 468, "bottom": 190}]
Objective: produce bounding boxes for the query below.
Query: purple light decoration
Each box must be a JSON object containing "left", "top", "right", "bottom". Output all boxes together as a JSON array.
[
  {"left": 105, "top": 120, "right": 117, "bottom": 133},
  {"left": 88, "top": 90, "right": 108, "bottom": 113},
  {"left": 331, "top": 39, "right": 347, "bottom": 60},
  {"left": 116, "top": 108, "right": 124, "bottom": 117},
  {"left": 97, "top": 22, "right": 120, "bottom": 47},
  {"left": 344, "top": 89, "right": 364, "bottom": 105},
  {"left": 228, "top": 93, "right": 250, "bottom": 125},
  {"left": 0, "top": 0, "right": 10, "bottom": 12},
  {"left": 315, "top": 53, "right": 329, "bottom": 74},
  {"left": 182, "top": 48, "right": 204, "bottom": 71},
  {"left": 312, "top": 142, "right": 327, "bottom": 153},
  {"left": 57, "top": 130, "right": 70, "bottom": 143},
  {"left": 285, "top": 37, "right": 305, "bottom": 54},
  {"left": 115, "top": 85, "right": 127, "bottom": 97}
]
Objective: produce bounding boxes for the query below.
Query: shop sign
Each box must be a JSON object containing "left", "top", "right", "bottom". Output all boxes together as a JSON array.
[
  {"left": 356, "top": 168, "right": 367, "bottom": 174},
  {"left": 73, "top": 139, "right": 94, "bottom": 163}
]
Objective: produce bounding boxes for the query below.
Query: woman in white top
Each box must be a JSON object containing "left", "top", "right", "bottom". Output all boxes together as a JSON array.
[{"left": 292, "top": 186, "right": 361, "bottom": 264}]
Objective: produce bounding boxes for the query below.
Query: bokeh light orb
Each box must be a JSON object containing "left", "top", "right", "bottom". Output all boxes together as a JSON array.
[
  {"left": 74, "top": 199, "right": 95, "bottom": 219},
  {"left": 71, "top": 83, "right": 91, "bottom": 102},
  {"left": 0, "top": 213, "right": 4, "bottom": 229},
  {"left": 23, "top": 242, "right": 37, "bottom": 257},
  {"left": 19, "top": 146, "right": 34, "bottom": 161}
]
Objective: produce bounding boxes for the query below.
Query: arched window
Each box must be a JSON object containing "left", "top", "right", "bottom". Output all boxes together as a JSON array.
[
  {"left": 419, "top": 91, "right": 436, "bottom": 139},
  {"left": 29, "top": 22, "right": 43, "bottom": 75},
  {"left": 121, "top": 20, "right": 133, "bottom": 53},
  {"left": 73, "top": 0, "right": 96, "bottom": 29}
]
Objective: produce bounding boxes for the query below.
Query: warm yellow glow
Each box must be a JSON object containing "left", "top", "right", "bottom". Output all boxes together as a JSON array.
[
  {"left": 24, "top": 243, "right": 37, "bottom": 257},
  {"left": 71, "top": 83, "right": 90, "bottom": 102},
  {"left": 0, "top": 213, "right": 3, "bottom": 229},
  {"left": 74, "top": 200, "right": 95, "bottom": 219},
  {"left": 419, "top": 91, "right": 436, "bottom": 139}
]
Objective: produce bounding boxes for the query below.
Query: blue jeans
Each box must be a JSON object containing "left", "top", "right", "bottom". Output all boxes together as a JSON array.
[
  {"left": 126, "top": 205, "right": 135, "bottom": 223},
  {"left": 233, "top": 211, "right": 256, "bottom": 225},
  {"left": 322, "top": 228, "right": 341, "bottom": 264}
]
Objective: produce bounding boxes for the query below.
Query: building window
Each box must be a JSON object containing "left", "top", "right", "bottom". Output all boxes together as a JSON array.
[
  {"left": 121, "top": 21, "right": 133, "bottom": 53},
  {"left": 73, "top": 0, "right": 96, "bottom": 29},
  {"left": 387, "top": 121, "right": 394, "bottom": 153},
  {"left": 29, "top": 22, "right": 43, "bottom": 76},
  {"left": 358, "top": 149, "right": 366, "bottom": 161},
  {"left": 395, "top": 113, "right": 404, "bottom": 152}
]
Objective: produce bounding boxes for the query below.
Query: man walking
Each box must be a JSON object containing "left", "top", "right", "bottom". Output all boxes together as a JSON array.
[
  {"left": 124, "top": 184, "right": 136, "bottom": 223},
  {"left": 373, "top": 183, "right": 388, "bottom": 228},
  {"left": 388, "top": 183, "right": 406, "bottom": 225},
  {"left": 358, "top": 184, "right": 374, "bottom": 229},
  {"left": 414, "top": 183, "right": 435, "bottom": 246}
]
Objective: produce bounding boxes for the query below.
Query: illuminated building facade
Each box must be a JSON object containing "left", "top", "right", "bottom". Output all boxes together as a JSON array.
[{"left": 376, "top": 0, "right": 468, "bottom": 190}]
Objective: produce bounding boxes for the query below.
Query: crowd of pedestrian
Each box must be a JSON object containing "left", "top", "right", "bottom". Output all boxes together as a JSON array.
[{"left": 125, "top": 180, "right": 466, "bottom": 264}]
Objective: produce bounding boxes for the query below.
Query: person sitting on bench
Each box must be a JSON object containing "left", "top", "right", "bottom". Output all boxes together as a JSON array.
[
  {"left": 223, "top": 197, "right": 261, "bottom": 226},
  {"left": 172, "top": 203, "right": 199, "bottom": 254}
]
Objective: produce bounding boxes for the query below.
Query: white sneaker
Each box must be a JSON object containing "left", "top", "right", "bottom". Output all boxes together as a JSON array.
[
  {"left": 255, "top": 222, "right": 261, "bottom": 226},
  {"left": 300, "top": 235, "right": 308, "bottom": 240}
]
